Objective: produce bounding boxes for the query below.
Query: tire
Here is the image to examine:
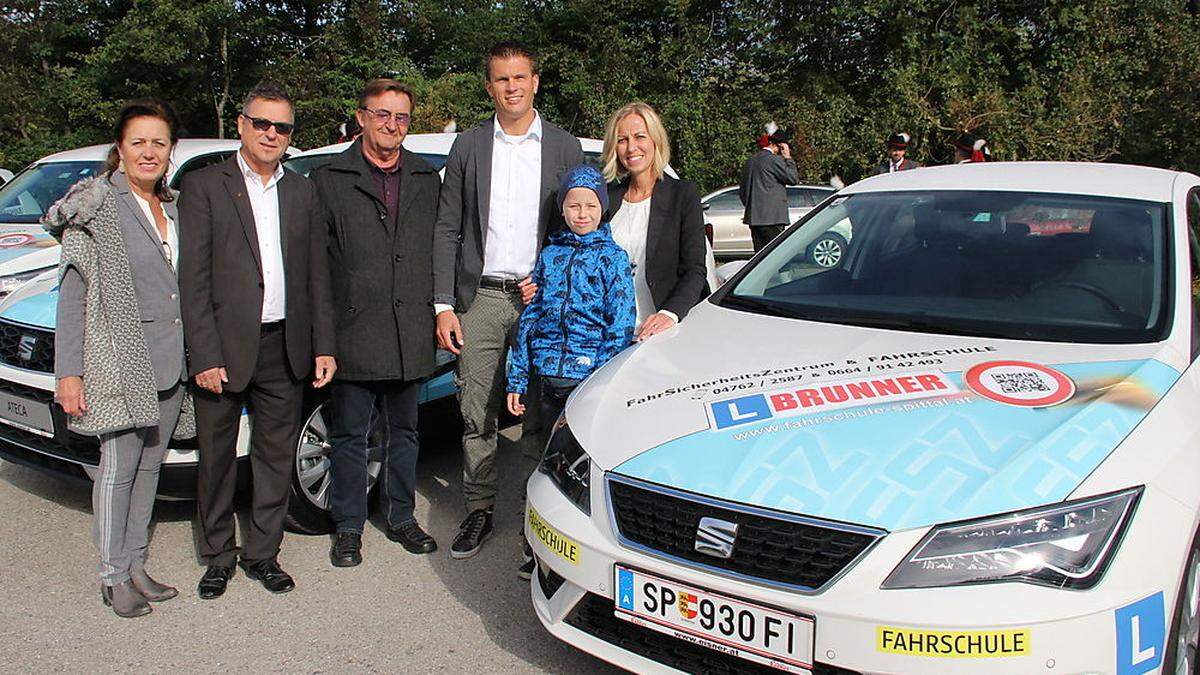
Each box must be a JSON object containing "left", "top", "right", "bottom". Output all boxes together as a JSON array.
[
  {"left": 806, "top": 232, "right": 847, "bottom": 268},
  {"left": 284, "top": 398, "right": 384, "bottom": 535},
  {"left": 1167, "top": 525, "right": 1200, "bottom": 675}
]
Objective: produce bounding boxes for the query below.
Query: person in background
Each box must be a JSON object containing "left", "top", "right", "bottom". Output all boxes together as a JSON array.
[
  {"left": 311, "top": 78, "right": 440, "bottom": 567},
  {"left": 739, "top": 127, "right": 799, "bottom": 252},
  {"left": 179, "top": 83, "right": 336, "bottom": 600},
  {"left": 506, "top": 164, "right": 636, "bottom": 578},
  {"left": 954, "top": 133, "right": 989, "bottom": 163},
  {"left": 44, "top": 99, "right": 195, "bottom": 618},
  {"left": 874, "top": 133, "right": 920, "bottom": 174},
  {"left": 431, "top": 41, "right": 583, "bottom": 560},
  {"left": 601, "top": 101, "right": 708, "bottom": 340}
]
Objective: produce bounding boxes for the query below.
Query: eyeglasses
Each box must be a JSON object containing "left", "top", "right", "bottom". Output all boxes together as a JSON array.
[
  {"left": 359, "top": 107, "right": 411, "bottom": 126},
  {"left": 244, "top": 115, "right": 295, "bottom": 136}
]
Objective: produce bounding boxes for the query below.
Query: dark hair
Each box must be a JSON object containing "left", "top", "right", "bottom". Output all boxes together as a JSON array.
[
  {"left": 483, "top": 41, "right": 539, "bottom": 80},
  {"left": 104, "top": 99, "right": 180, "bottom": 202},
  {"left": 358, "top": 78, "right": 415, "bottom": 110},
  {"left": 242, "top": 82, "right": 294, "bottom": 114}
]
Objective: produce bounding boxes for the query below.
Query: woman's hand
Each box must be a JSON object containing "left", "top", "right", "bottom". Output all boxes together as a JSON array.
[
  {"left": 55, "top": 376, "right": 87, "bottom": 418},
  {"left": 636, "top": 311, "right": 677, "bottom": 342},
  {"left": 507, "top": 392, "right": 525, "bottom": 417}
]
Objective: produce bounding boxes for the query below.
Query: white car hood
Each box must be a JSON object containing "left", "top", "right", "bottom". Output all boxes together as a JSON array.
[{"left": 568, "top": 301, "right": 1182, "bottom": 531}]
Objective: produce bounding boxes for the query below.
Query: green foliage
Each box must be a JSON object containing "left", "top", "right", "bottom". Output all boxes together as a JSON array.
[{"left": 1, "top": 0, "right": 1198, "bottom": 190}]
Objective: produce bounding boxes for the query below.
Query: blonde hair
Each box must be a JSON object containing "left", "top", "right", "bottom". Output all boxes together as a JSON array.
[{"left": 601, "top": 101, "right": 671, "bottom": 183}]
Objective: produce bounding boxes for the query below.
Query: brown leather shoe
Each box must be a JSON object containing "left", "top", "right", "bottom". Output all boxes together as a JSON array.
[
  {"left": 101, "top": 580, "right": 151, "bottom": 618},
  {"left": 130, "top": 567, "right": 178, "bottom": 602}
]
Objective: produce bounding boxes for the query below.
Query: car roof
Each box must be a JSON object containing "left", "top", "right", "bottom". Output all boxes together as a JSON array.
[
  {"left": 37, "top": 139, "right": 247, "bottom": 163},
  {"left": 843, "top": 161, "right": 1191, "bottom": 202},
  {"left": 702, "top": 184, "right": 834, "bottom": 200}
]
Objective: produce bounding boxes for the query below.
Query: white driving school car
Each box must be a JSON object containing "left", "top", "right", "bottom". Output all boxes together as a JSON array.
[{"left": 525, "top": 162, "right": 1200, "bottom": 674}]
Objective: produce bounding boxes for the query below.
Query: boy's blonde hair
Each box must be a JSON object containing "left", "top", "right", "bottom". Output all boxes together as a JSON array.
[{"left": 601, "top": 101, "right": 671, "bottom": 183}]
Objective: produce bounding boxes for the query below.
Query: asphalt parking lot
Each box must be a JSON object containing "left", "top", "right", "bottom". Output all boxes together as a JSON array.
[{"left": 0, "top": 408, "right": 619, "bottom": 674}]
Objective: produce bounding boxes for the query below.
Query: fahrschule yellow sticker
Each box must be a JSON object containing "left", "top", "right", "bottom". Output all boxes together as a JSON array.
[
  {"left": 527, "top": 506, "right": 580, "bottom": 565},
  {"left": 876, "top": 626, "right": 1031, "bottom": 658}
]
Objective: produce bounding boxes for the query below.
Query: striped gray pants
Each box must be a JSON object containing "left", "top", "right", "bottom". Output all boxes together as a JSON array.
[{"left": 92, "top": 385, "right": 184, "bottom": 585}]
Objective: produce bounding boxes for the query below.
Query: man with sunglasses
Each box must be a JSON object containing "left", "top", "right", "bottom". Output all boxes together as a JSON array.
[
  {"left": 310, "top": 78, "right": 441, "bottom": 567},
  {"left": 178, "top": 83, "right": 336, "bottom": 599}
]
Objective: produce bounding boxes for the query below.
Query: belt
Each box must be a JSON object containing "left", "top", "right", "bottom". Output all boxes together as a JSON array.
[
  {"left": 261, "top": 320, "right": 285, "bottom": 333},
  {"left": 478, "top": 276, "right": 522, "bottom": 294}
]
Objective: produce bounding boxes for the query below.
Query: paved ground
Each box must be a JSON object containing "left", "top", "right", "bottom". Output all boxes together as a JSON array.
[{"left": 0, "top": 406, "right": 620, "bottom": 674}]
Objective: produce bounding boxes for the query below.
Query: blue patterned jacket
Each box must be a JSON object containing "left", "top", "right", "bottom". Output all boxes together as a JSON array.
[{"left": 507, "top": 222, "right": 636, "bottom": 394}]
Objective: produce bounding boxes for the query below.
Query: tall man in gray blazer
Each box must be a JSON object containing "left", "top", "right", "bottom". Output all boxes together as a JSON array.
[
  {"left": 432, "top": 42, "right": 583, "bottom": 559},
  {"left": 178, "top": 83, "right": 336, "bottom": 599},
  {"left": 739, "top": 128, "right": 799, "bottom": 252}
]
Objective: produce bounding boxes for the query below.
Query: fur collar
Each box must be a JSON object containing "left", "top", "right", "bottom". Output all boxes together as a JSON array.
[{"left": 42, "top": 175, "right": 112, "bottom": 239}]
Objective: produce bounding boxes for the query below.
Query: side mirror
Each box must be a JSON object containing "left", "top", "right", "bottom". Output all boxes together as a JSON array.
[{"left": 702, "top": 203, "right": 711, "bottom": 211}]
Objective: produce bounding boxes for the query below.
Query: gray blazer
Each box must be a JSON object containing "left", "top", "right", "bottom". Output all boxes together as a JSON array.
[
  {"left": 432, "top": 117, "right": 584, "bottom": 311},
  {"left": 56, "top": 172, "right": 186, "bottom": 391},
  {"left": 738, "top": 149, "right": 799, "bottom": 226}
]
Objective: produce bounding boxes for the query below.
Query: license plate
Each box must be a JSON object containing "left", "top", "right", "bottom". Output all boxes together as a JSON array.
[
  {"left": 613, "top": 565, "right": 814, "bottom": 673},
  {"left": 0, "top": 391, "right": 53, "bottom": 437}
]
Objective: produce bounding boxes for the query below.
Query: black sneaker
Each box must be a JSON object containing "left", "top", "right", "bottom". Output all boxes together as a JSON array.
[
  {"left": 450, "top": 507, "right": 494, "bottom": 559},
  {"left": 330, "top": 531, "right": 362, "bottom": 567},
  {"left": 518, "top": 540, "right": 535, "bottom": 580}
]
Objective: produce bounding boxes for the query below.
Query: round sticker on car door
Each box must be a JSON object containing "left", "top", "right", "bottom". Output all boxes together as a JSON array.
[{"left": 964, "top": 360, "right": 1075, "bottom": 408}]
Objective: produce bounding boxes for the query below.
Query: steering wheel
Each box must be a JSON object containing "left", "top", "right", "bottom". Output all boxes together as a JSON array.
[{"left": 1032, "top": 280, "right": 1124, "bottom": 313}]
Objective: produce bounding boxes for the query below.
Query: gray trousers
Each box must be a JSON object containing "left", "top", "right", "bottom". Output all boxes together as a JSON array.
[
  {"left": 456, "top": 288, "right": 524, "bottom": 511},
  {"left": 92, "top": 385, "right": 184, "bottom": 585}
]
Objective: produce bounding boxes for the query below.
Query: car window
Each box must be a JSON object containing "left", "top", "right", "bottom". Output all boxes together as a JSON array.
[
  {"left": 724, "top": 190, "right": 1171, "bottom": 344},
  {"left": 706, "top": 190, "right": 743, "bottom": 211},
  {"left": 0, "top": 161, "right": 105, "bottom": 224},
  {"left": 787, "top": 187, "right": 810, "bottom": 209},
  {"left": 802, "top": 188, "right": 835, "bottom": 204},
  {"left": 169, "top": 151, "right": 234, "bottom": 189}
]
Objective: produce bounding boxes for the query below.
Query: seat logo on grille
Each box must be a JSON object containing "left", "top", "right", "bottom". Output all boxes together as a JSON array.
[
  {"left": 17, "top": 334, "right": 36, "bottom": 362},
  {"left": 694, "top": 517, "right": 738, "bottom": 559}
]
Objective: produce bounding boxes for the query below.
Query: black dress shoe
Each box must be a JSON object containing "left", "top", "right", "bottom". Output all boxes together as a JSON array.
[
  {"left": 387, "top": 520, "right": 437, "bottom": 554},
  {"left": 197, "top": 565, "right": 233, "bottom": 600},
  {"left": 330, "top": 531, "right": 363, "bottom": 567},
  {"left": 451, "top": 507, "right": 494, "bottom": 559},
  {"left": 239, "top": 559, "right": 295, "bottom": 594}
]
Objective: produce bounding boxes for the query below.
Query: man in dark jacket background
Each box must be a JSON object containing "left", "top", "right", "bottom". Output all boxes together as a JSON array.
[
  {"left": 739, "top": 128, "right": 799, "bottom": 253},
  {"left": 310, "top": 78, "right": 441, "bottom": 566},
  {"left": 874, "top": 132, "right": 920, "bottom": 174}
]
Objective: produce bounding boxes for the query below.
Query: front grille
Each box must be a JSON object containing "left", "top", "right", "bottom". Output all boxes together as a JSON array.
[
  {"left": 565, "top": 593, "right": 860, "bottom": 675},
  {"left": 608, "top": 477, "right": 882, "bottom": 591},
  {"left": 0, "top": 321, "right": 54, "bottom": 373}
]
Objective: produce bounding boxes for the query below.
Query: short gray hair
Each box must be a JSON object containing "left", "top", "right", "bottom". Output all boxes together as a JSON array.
[{"left": 242, "top": 82, "right": 294, "bottom": 114}]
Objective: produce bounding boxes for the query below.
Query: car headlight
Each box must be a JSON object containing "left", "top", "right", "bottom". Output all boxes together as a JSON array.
[
  {"left": 0, "top": 266, "right": 54, "bottom": 297},
  {"left": 539, "top": 415, "right": 591, "bottom": 515},
  {"left": 882, "top": 487, "right": 1141, "bottom": 590}
]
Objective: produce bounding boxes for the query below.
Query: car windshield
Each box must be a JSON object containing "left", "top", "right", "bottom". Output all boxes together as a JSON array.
[
  {"left": 721, "top": 190, "right": 1170, "bottom": 343},
  {"left": 284, "top": 152, "right": 448, "bottom": 177},
  {"left": 0, "top": 161, "right": 105, "bottom": 224}
]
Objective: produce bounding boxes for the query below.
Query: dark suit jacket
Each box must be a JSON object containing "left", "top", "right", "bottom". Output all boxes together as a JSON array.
[
  {"left": 738, "top": 149, "right": 798, "bottom": 226},
  {"left": 873, "top": 158, "right": 920, "bottom": 175},
  {"left": 311, "top": 141, "right": 440, "bottom": 382},
  {"left": 607, "top": 176, "right": 709, "bottom": 320},
  {"left": 432, "top": 116, "right": 584, "bottom": 311},
  {"left": 177, "top": 155, "right": 335, "bottom": 392}
]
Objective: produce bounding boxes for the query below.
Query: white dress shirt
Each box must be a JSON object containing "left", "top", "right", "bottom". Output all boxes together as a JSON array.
[
  {"left": 129, "top": 191, "right": 179, "bottom": 271},
  {"left": 610, "top": 196, "right": 678, "bottom": 326},
  {"left": 236, "top": 151, "right": 287, "bottom": 323},
  {"left": 482, "top": 112, "right": 543, "bottom": 279}
]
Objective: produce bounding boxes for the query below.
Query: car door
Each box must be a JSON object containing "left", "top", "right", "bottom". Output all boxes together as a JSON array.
[{"left": 704, "top": 188, "right": 752, "bottom": 257}]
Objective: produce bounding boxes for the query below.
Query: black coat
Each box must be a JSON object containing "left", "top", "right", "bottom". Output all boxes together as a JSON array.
[
  {"left": 606, "top": 175, "right": 709, "bottom": 320},
  {"left": 310, "top": 141, "right": 440, "bottom": 381}
]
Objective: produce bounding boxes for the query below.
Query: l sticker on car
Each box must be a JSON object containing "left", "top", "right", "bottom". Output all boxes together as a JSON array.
[
  {"left": 707, "top": 370, "right": 959, "bottom": 430},
  {"left": 1115, "top": 592, "right": 1165, "bottom": 675}
]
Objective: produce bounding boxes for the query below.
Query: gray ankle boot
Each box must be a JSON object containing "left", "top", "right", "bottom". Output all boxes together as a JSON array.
[
  {"left": 130, "top": 567, "right": 178, "bottom": 602},
  {"left": 101, "top": 580, "right": 152, "bottom": 618}
]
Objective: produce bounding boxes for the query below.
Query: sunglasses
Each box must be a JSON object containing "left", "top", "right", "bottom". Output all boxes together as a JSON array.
[
  {"left": 244, "top": 115, "right": 295, "bottom": 136},
  {"left": 360, "top": 107, "right": 411, "bottom": 126}
]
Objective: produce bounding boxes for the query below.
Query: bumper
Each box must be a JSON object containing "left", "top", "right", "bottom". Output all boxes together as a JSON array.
[{"left": 526, "top": 470, "right": 1190, "bottom": 675}]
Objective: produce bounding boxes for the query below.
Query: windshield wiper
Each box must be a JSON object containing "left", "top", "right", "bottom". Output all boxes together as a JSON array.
[
  {"left": 823, "top": 312, "right": 1004, "bottom": 338},
  {"left": 721, "top": 294, "right": 812, "bottom": 320}
]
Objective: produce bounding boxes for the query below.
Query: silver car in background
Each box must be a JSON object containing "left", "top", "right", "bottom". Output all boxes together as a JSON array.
[{"left": 703, "top": 184, "right": 838, "bottom": 260}]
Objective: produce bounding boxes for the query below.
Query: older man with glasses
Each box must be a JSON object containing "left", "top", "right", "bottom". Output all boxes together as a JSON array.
[{"left": 310, "top": 78, "right": 442, "bottom": 566}]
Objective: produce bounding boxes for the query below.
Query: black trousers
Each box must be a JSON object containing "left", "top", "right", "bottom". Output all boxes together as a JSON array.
[
  {"left": 751, "top": 224, "right": 786, "bottom": 253},
  {"left": 194, "top": 324, "right": 304, "bottom": 567}
]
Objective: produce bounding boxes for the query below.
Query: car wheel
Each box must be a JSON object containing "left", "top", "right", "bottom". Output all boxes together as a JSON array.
[
  {"left": 1167, "top": 525, "right": 1200, "bottom": 674},
  {"left": 284, "top": 400, "right": 383, "bottom": 535},
  {"left": 806, "top": 232, "right": 847, "bottom": 268}
]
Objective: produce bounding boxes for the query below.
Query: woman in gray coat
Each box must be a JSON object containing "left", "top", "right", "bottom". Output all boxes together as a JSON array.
[{"left": 43, "top": 100, "right": 195, "bottom": 618}]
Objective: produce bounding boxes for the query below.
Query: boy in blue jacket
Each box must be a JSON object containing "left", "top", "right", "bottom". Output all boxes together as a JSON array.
[{"left": 505, "top": 164, "right": 636, "bottom": 427}]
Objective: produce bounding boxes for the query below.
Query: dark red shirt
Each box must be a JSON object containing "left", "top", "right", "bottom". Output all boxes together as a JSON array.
[{"left": 366, "top": 151, "right": 402, "bottom": 228}]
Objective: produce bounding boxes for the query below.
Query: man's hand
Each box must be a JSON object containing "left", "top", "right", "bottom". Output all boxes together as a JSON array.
[
  {"left": 506, "top": 392, "right": 525, "bottom": 417},
  {"left": 636, "top": 312, "right": 678, "bottom": 342},
  {"left": 518, "top": 276, "right": 538, "bottom": 305},
  {"left": 196, "top": 366, "right": 228, "bottom": 394},
  {"left": 313, "top": 355, "right": 337, "bottom": 388},
  {"left": 55, "top": 376, "right": 87, "bottom": 418},
  {"left": 436, "top": 310, "right": 465, "bottom": 355},
  {"left": 778, "top": 142, "right": 792, "bottom": 160}
]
